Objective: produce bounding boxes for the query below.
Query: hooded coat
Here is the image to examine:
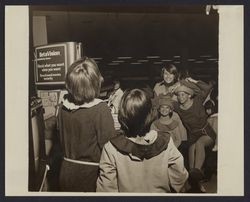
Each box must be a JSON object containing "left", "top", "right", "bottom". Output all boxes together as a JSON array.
[{"left": 96, "top": 130, "right": 188, "bottom": 192}]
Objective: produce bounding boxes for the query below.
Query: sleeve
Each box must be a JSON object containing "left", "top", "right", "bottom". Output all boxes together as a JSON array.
[
  {"left": 171, "top": 131, "right": 182, "bottom": 149},
  {"left": 167, "top": 138, "right": 189, "bottom": 192},
  {"left": 96, "top": 142, "right": 118, "bottom": 192},
  {"left": 172, "top": 112, "right": 187, "bottom": 141},
  {"left": 44, "top": 116, "right": 57, "bottom": 140},
  {"left": 195, "top": 80, "right": 213, "bottom": 101},
  {"left": 150, "top": 122, "right": 159, "bottom": 131},
  {"left": 96, "top": 103, "right": 116, "bottom": 150},
  {"left": 112, "top": 90, "right": 124, "bottom": 113},
  {"left": 178, "top": 120, "right": 188, "bottom": 142},
  {"left": 153, "top": 83, "right": 159, "bottom": 97}
]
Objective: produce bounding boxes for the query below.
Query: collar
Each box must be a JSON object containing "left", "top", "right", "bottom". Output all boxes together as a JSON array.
[
  {"left": 110, "top": 130, "right": 170, "bottom": 161},
  {"left": 63, "top": 97, "right": 103, "bottom": 110},
  {"left": 128, "top": 130, "right": 158, "bottom": 145}
]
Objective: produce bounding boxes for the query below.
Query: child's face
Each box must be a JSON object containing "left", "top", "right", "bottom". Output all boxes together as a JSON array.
[
  {"left": 163, "top": 70, "right": 175, "bottom": 84},
  {"left": 177, "top": 91, "right": 190, "bottom": 104},
  {"left": 159, "top": 105, "right": 172, "bottom": 116}
]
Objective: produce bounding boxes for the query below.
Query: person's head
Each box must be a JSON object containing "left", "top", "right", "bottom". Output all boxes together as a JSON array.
[
  {"left": 158, "top": 96, "right": 173, "bottom": 117},
  {"left": 118, "top": 89, "right": 154, "bottom": 137},
  {"left": 174, "top": 79, "right": 201, "bottom": 105},
  {"left": 161, "top": 64, "right": 179, "bottom": 85},
  {"left": 65, "top": 57, "right": 104, "bottom": 105},
  {"left": 113, "top": 79, "right": 120, "bottom": 90},
  {"left": 175, "top": 85, "right": 194, "bottom": 104}
]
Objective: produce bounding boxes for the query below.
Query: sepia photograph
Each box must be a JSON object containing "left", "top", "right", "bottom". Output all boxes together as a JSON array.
[{"left": 4, "top": 2, "right": 244, "bottom": 197}]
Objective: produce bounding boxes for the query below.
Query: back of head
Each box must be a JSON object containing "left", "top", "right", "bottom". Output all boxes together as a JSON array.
[
  {"left": 118, "top": 89, "right": 154, "bottom": 137},
  {"left": 65, "top": 57, "right": 103, "bottom": 105}
]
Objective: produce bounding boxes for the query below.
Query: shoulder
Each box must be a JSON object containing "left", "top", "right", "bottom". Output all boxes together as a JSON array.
[
  {"left": 151, "top": 120, "right": 159, "bottom": 129},
  {"left": 172, "top": 111, "right": 181, "bottom": 120},
  {"left": 152, "top": 119, "right": 160, "bottom": 126},
  {"left": 171, "top": 81, "right": 181, "bottom": 90},
  {"left": 193, "top": 94, "right": 204, "bottom": 105},
  {"left": 93, "top": 102, "right": 112, "bottom": 117},
  {"left": 100, "top": 141, "right": 119, "bottom": 161},
  {"left": 154, "top": 81, "right": 164, "bottom": 89},
  {"left": 95, "top": 101, "right": 109, "bottom": 110},
  {"left": 116, "top": 88, "right": 124, "bottom": 94},
  {"left": 103, "top": 141, "right": 117, "bottom": 152}
]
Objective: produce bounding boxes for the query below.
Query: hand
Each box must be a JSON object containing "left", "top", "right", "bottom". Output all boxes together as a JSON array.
[{"left": 185, "top": 77, "right": 198, "bottom": 83}]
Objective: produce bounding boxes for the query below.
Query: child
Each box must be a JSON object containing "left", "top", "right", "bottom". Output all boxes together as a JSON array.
[
  {"left": 150, "top": 95, "right": 187, "bottom": 149},
  {"left": 107, "top": 79, "right": 124, "bottom": 114},
  {"left": 96, "top": 89, "right": 188, "bottom": 192},
  {"left": 107, "top": 79, "right": 123, "bottom": 130},
  {"left": 58, "top": 57, "right": 115, "bottom": 192},
  {"left": 173, "top": 78, "right": 216, "bottom": 192},
  {"left": 153, "top": 63, "right": 180, "bottom": 100}
]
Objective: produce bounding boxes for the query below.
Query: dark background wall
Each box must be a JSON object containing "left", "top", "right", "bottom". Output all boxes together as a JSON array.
[{"left": 31, "top": 5, "right": 218, "bottom": 90}]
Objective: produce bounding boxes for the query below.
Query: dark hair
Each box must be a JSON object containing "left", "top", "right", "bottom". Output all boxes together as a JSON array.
[
  {"left": 113, "top": 79, "right": 120, "bottom": 85},
  {"left": 161, "top": 63, "right": 179, "bottom": 83},
  {"left": 65, "top": 57, "right": 104, "bottom": 105},
  {"left": 118, "top": 89, "right": 154, "bottom": 137}
]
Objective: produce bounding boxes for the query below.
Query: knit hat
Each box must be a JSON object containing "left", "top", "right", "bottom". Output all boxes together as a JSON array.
[
  {"left": 174, "top": 80, "right": 200, "bottom": 96},
  {"left": 158, "top": 95, "right": 173, "bottom": 109},
  {"left": 175, "top": 85, "right": 194, "bottom": 96}
]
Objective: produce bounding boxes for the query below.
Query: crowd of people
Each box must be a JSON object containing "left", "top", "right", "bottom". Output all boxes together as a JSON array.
[{"left": 45, "top": 56, "right": 218, "bottom": 193}]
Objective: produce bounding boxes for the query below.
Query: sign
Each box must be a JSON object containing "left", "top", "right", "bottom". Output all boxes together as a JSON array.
[{"left": 35, "top": 44, "right": 67, "bottom": 84}]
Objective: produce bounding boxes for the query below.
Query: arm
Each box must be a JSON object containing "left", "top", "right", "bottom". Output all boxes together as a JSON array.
[
  {"left": 150, "top": 122, "right": 159, "bottom": 131},
  {"left": 172, "top": 112, "right": 187, "bottom": 141},
  {"left": 112, "top": 90, "right": 124, "bottom": 114},
  {"left": 96, "top": 104, "right": 116, "bottom": 150},
  {"left": 167, "top": 138, "right": 189, "bottom": 192},
  {"left": 153, "top": 83, "right": 159, "bottom": 97},
  {"left": 44, "top": 116, "right": 57, "bottom": 155},
  {"left": 96, "top": 142, "right": 118, "bottom": 192},
  {"left": 171, "top": 132, "right": 181, "bottom": 148},
  {"left": 171, "top": 132, "right": 182, "bottom": 149},
  {"left": 186, "top": 77, "right": 213, "bottom": 100},
  {"left": 196, "top": 81, "right": 213, "bottom": 99},
  {"left": 178, "top": 120, "right": 188, "bottom": 142}
]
